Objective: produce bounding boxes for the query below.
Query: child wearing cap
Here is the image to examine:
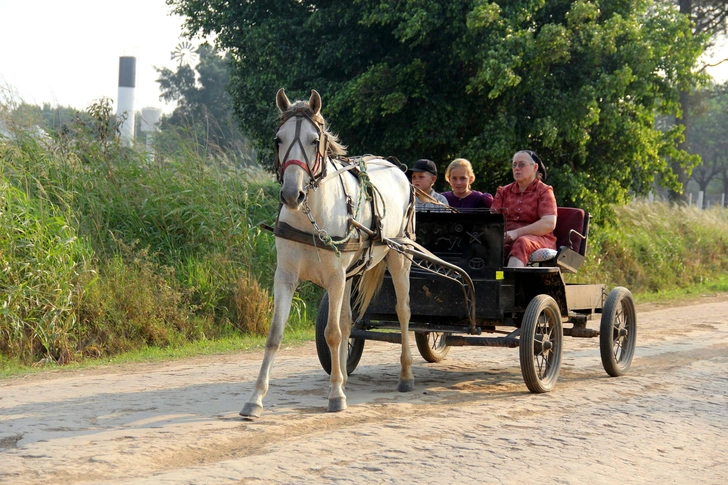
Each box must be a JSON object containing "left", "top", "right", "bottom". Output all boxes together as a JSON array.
[{"left": 409, "top": 159, "right": 449, "bottom": 210}]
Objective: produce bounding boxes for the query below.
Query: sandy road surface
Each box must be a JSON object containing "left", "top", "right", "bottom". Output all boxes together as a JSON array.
[{"left": 2, "top": 297, "right": 727, "bottom": 485}]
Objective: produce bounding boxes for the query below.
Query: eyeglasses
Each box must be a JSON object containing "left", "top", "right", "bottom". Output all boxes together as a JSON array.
[{"left": 512, "top": 162, "right": 535, "bottom": 169}]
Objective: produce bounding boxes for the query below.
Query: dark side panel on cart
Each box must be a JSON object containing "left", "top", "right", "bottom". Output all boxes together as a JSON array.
[
  {"left": 414, "top": 211, "right": 505, "bottom": 279},
  {"left": 366, "top": 210, "right": 512, "bottom": 323}
]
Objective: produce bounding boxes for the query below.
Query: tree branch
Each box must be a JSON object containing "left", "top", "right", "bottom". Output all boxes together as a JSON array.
[{"left": 700, "top": 57, "right": 728, "bottom": 71}]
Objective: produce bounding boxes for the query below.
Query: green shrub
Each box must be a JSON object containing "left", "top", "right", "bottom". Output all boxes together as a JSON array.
[
  {"left": 1, "top": 100, "right": 282, "bottom": 365},
  {"left": 78, "top": 246, "right": 197, "bottom": 355},
  {"left": 0, "top": 178, "right": 92, "bottom": 363}
]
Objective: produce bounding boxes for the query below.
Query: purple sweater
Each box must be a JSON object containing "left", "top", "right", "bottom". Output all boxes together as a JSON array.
[{"left": 442, "top": 190, "right": 493, "bottom": 209}]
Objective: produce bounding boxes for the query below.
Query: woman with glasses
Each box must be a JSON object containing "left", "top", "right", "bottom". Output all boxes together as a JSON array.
[
  {"left": 490, "top": 150, "right": 557, "bottom": 267},
  {"left": 442, "top": 158, "right": 493, "bottom": 209}
]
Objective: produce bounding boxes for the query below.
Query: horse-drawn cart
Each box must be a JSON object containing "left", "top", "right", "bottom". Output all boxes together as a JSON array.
[
  {"left": 315, "top": 208, "right": 637, "bottom": 393},
  {"left": 242, "top": 88, "right": 634, "bottom": 417}
]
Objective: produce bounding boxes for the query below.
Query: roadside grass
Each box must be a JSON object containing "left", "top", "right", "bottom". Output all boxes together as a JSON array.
[{"left": 0, "top": 326, "right": 316, "bottom": 380}]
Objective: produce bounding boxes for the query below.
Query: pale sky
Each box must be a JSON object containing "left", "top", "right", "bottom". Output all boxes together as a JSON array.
[
  {"left": 0, "top": 1, "right": 726, "bottom": 117},
  {"left": 0, "top": 0, "right": 187, "bottom": 113}
]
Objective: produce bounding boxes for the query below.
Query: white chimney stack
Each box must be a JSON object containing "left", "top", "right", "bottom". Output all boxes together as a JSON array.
[{"left": 117, "top": 56, "right": 136, "bottom": 146}]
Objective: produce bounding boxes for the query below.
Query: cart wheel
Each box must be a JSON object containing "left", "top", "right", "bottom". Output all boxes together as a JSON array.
[
  {"left": 415, "top": 332, "right": 450, "bottom": 363},
  {"left": 519, "top": 295, "right": 563, "bottom": 393},
  {"left": 315, "top": 292, "right": 365, "bottom": 376},
  {"left": 599, "top": 287, "right": 637, "bottom": 377}
]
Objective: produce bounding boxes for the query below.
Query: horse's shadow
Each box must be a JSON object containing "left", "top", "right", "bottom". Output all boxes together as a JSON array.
[{"left": 257, "top": 353, "right": 602, "bottom": 415}]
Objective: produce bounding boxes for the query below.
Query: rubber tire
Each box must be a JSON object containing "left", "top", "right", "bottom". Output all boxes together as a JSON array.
[
  {"left": 415, "top": 332, "right": 450, "bottom": 363},
  {"left": 519, "top": 295, "right": 563, "bottom": 393},
  {"left": 315, "top": 292, "right": 365, "bottom": 376},
  {"left": 599, "top": 287, "right": 637, "bottom": 377}
]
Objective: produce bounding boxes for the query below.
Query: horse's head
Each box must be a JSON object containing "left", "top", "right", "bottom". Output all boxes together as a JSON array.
[{"left": 275, "top": 88, "right": 346, "bottom": 209}]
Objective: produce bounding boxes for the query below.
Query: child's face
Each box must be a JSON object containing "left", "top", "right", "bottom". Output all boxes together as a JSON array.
[{"left": 411, "top": 171, "right": 437, "bottom": 192}]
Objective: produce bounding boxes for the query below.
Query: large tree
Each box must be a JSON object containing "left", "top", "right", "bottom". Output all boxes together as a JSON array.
[{"left": 168, "top": 0, "right": 704, "bottom": 220}]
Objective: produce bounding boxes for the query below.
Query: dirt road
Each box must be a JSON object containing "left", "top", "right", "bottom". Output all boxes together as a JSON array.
[{"left": 2, "top": 296, "right": 727, "bottom": 484}]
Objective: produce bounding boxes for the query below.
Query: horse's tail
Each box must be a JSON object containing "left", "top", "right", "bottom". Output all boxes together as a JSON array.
[{"left": 353, "top": 260, "right": 387, "bottom": 318}]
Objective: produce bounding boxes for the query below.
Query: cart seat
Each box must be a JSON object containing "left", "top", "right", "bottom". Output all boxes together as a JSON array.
[{"left": 529, "top": 207, "right": 589, "bottom": 273}]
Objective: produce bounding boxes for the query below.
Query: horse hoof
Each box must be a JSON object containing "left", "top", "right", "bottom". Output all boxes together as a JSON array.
[
  {"left": 240, "top": 402, "right": 263, "bottom": 418},
  {"left": 398, "top": 379, "right": 414, "bottom": 392},
  {"left": 328, "top": 397, "right": 347, "bottom": 412}
]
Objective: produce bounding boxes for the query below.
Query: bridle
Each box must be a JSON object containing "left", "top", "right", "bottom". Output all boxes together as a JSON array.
[{"left": 274, "top": 108, "right": 329, "bottom": 187}]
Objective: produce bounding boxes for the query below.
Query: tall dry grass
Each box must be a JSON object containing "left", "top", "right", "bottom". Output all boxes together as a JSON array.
[
  {"left": 573, "top": 200, "right": 728, "bottom": 292},
  {"left": 1, "top": 99, "right": 286, "bottom": 365}
]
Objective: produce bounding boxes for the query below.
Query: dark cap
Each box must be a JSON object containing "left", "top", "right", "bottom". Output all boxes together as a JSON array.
[
  {"left": 524, "top": 150, "right": 547, "bottom": 181},
  {"left": 409, "top": 159, "right": 437, "bottom": 176}
]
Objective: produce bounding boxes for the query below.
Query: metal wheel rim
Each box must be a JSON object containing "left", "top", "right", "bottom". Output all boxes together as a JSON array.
[
  {"left": 610, "top": 299, "right": 634, "bottom": 365},
  {"left": 534, "top": 313, "right": 558, "bottom": 381},
  {"left": 427, "top": 332, "right": 447, "bottom": 351}
]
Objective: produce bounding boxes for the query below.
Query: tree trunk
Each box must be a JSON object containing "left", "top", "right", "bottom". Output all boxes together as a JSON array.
[{"left": 670, "top": 0, "right": 693, "bottom": 204}]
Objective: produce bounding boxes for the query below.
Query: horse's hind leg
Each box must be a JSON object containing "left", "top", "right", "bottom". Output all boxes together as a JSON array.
[
  {"left": 387, "top": 251, "right": 413, "bottom": 392},
  {"left": 240, "top": 270, "right": 297, "bottom": 418}
]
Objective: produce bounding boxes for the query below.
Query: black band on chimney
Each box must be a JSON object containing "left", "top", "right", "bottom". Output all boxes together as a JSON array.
[{"left": 118, "top": 57, "right": 136, "bottom": 88}]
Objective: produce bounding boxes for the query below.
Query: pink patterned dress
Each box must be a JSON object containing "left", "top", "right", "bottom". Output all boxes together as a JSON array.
[{"left": 490, "top": 179, "right": 557, "bottom": 265}]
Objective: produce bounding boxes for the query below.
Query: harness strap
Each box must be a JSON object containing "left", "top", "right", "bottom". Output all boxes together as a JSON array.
[{"left": 273, "top": 221, "right": 373, "bottom": 253}]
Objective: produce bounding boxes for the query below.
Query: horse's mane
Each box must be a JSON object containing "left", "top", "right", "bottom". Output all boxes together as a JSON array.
[{"left": 280, "top": 100, "right": 348, "bottom": 157}]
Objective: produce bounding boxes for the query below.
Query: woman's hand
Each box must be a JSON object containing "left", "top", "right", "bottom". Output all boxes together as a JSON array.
[{"left": 505, "top": 230, "right": 518, "bottom": 243}]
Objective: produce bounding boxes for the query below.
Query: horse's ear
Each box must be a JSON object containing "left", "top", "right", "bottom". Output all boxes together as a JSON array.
[
  {"left": 276, "top": 88, "right": 291, "bottom": 112},
  {"left": 309, "top": 90, "right": 322, "bottom": 115}
]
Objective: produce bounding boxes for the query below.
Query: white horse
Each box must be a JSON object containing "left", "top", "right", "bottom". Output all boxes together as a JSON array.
[{"left": 241, "top": 89, "right": 416, "bottom": 417}]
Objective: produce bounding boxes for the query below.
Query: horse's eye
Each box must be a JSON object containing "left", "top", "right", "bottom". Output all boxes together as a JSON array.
[{"left": 311, "top": 138, "right": 320, "bottom": 146}]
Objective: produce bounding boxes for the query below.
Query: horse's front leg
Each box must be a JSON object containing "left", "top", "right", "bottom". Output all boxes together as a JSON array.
[
  {"left": 325, "top": 279, "right": 347, "bottom": 412},
  {"left": 337, "top": 279, "right": 354, "bottom": 389},
  {"left": 388, "top": 252, "right": 413, "bottom": 392},
  {"left": 240, "top": 269, "right": 297, "bottom": 418}
]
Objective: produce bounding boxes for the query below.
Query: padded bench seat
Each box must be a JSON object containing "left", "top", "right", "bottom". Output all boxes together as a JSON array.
[{"left": 528, "top": 207, "right": 589, "bottom": 274}]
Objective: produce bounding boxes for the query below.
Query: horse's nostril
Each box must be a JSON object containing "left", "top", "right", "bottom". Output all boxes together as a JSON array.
[{"left": 296, "top": 191, "right": 306, "bottom": 205}]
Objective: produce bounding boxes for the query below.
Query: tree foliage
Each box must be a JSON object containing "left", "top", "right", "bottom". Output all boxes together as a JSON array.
[
  {"left": 168, "top": 0, "right": 705, "bottom": 220},
  {"left": 156, "top": 43, "right": 254, "bottom": 160}
]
